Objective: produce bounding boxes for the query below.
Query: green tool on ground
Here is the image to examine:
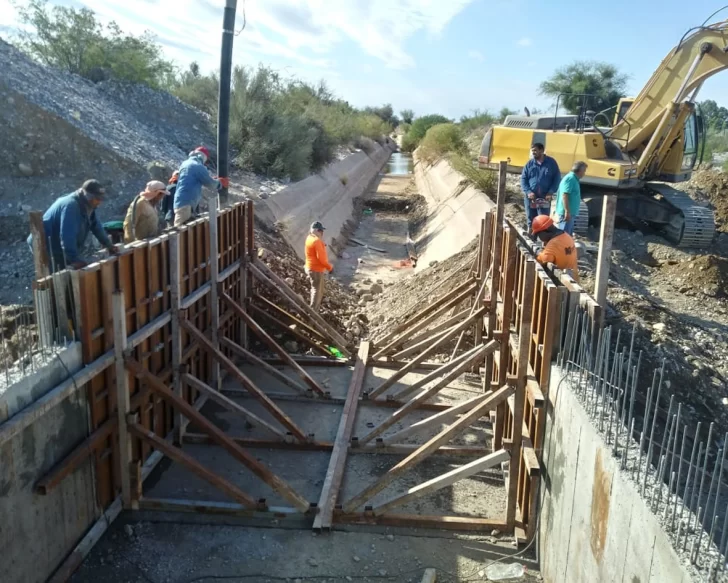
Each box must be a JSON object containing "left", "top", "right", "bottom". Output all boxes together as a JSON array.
[{"left": 327, "top": 346, "right": 343, "bottom": 358}]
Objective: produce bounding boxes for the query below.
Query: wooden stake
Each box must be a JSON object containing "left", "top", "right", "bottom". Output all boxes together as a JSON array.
[
  {"left": 180, "top": 317, "right": 308, "bottom": 441},
  {"left": 594, "top": 194, "right": 616, "bottom": 319},
  {"left": 222, "top": 292, "right": 326, "bottom": 395},
  {"left": 209, "top": 201, "right": 221, "bottom": 389},
  {"left": 367, "top": 309, "right": 486, "bottom": 399},
  {"left": 125, "top": 357, "right": 311, "bottom": 511},
  {"left": 371, "top": 449, "right": 509, "bottom": 515},
  {"left": 421, "top": 568, "right": 437, "bottom": 583},
  {"left": 128, "top": 423, "right": 257, "bottom": 508},
  {"left": 221, "top": 336, "right": 309, "bottom": 395},
  {"left": 343, "top": 384, "right": 514, "bottom": 512},
  {"left": 182, "top": 373, "right": 286, "bottom": 439},
  {"left": 313, "top": 341, "right": 370, "bottom": 531}
]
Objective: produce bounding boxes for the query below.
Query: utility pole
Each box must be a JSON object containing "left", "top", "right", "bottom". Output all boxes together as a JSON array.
[{"left": 217, "top": 0, "right": 237, "bottom": 203}]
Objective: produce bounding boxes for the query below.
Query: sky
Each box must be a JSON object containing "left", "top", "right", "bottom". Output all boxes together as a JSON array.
[{"left": 1, "top": 0, "right": 728, "bottom": 119}]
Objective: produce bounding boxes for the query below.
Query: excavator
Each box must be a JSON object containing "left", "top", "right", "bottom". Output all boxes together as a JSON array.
[{"left": 478, "top": 17, "right": 728, "bottom": 247}]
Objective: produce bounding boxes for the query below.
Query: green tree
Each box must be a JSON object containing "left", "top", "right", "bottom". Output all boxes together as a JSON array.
[
  {"left": 400, "top": 109, "right": 415, "bottom": 124},
  {"left": 499, "top": 107, "right": 517, "bottom": 121},
  {"left": 539, "top": 61, "right": 629, "bottom": 114},
  {"left": 170, "top": 62, "right": 219, "bottom": 115},
  {"left": 14, "top": 0, "right": 174, "bottom": 88},
  {"left": 699, "top": 99, "right": 728, "bottom": 130}
]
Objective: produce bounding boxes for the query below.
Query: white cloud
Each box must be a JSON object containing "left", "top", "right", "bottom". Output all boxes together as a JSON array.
[
  {"left": 0, "top": 0, "right": 476, "bottom": 71},
  {"left": 468, "top": 50, "right": 484, "bottom": 62},
  {"left": 517, "top": 37, "right": 532, "bottom": 47}
]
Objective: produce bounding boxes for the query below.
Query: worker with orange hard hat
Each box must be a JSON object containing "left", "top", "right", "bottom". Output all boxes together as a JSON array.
[{"left": 529, "top": 215, "right": 580, "bottom": 282}]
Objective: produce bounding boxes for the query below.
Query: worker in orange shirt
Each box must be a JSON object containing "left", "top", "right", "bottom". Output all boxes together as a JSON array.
[
  {"left": 304, "top": 221, "right": 333, "bottom": 311},
  {"left": 529, "top": 215, "right": 580, "bottom": 282}
]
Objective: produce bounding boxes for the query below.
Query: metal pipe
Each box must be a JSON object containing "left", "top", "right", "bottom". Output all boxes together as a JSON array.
[
  {"left": 656, "top": 397, "right": 675, "bottom": 484},
  {"left": 216, "top": 0, "right": 238, "bottom": 204},
  {"left": 696, "top": 423, "right": 716, "bottom": 532},
  {"left": 673, "top": 424, "right": 689, "bottom": 529}
]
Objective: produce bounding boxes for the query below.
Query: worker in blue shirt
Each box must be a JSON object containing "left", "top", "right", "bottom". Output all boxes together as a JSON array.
[
  {"left": 520, "top": 143, "right": 561, "bottom": 231},
  {"left": 28, "top": 179, "right": 117, "bottom": 272},
  {"left": 173, "top": 147, "right": 226, "bottom": 226}
]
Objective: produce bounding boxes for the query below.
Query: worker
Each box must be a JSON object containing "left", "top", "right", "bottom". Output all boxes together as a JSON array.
[
  {"left": 520, "top": 142, "right": 561, "bottom": 231},
  {"left": 162, "top": 171, "right": 179, "bottom": 227},
  {"left": 529, "top": 215, "right": 579, "bottom": 282},
  {"left": 554, "top": 161, "right": 588, "bottom": 236},
  {"left": 173, "top": 147, "right": 225, "bottom": 226},
  {"left": 304, "top": 221, "right": 333, "bottom": 311},
  {"left": 123, "top": 180, "right": 167, "bottom": 243},
  {"left": 28, "top": 179, "right": 117, "bottom": 271}
]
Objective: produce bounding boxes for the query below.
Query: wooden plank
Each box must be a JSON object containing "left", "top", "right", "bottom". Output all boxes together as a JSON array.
[
  {"left": 112, "top": 291, "right": 135, "bottom": 509},
  {"left": 248, "top": 303, "right": 332, "bottom": 358},
  {"left": 180, "top": 281, "right": 211, "bottom": 310},
  {"left": 169, "top": 233, "right": 184, "bottom": 443},
  {"left": 371, "top": 449, "right": 510, "bottom": 515},
  {"left": 594, "top": 195, "right": 616, "bottom": 320},
  {"left": 182, "top": 373, "right": 285, "bottom": 439},
  {"left": 253, "top": 294, "right": 327, "bottom": 342},
  {"left": 209, "top": 202, "right": 221, "bottom": 388},
  {"left": 221, "top": 337, "right": 309, "bottom": 395},
  {"left": 313, "top": 341, "right": 370, "bottom": 531},
  {"left": 222, "top": 292, "right": 326, "bottom": 396},
  {"left": 125, "top": 356, "right": 311, "bottom": 511},
  {"left": 383, "top": 392, "right": 492, "bottom": 445},
  {"left": 180, "top": 317, "right": 308, "bottom": 442},
  {"left": 367, "top": 309, "right": 485, "bottom": 399},
  {"left": 360, "top": 343, "right": 496, "bottom": 445},
  {"left": 421, "top": 568, "right": 437, "bottom": 583},
  {"left": 334, "top": 511, "right": 506, "bottom": 532},
  {"left": 343, "top": 384, "right": 514, "bottom": 512},
  {"left": 128, "top": 423, "right": 256, "bottom": 508},
  {"left": 507, "top": 259, "right": 535, "bottom": 528},
  {"left": 29, "top": 211, "right": 50, "bottom": 278}
]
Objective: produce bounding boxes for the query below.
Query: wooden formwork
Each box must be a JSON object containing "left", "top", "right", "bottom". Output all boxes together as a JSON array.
[{"left": 21, "top": 162, "right": 605, "bottom": 583}]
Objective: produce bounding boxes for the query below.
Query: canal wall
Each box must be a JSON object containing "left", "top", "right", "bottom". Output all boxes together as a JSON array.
[{"left": 260, "top": 138, "right": 396, "bottom": 262}]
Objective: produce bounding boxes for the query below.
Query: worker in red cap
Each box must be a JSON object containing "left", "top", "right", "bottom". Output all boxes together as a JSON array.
[
  {"left": 173, "top": 146, "right": 227, "bottom": 226},
  {"left": 529, "top": 215, "right": 580, "bottom": 282}
]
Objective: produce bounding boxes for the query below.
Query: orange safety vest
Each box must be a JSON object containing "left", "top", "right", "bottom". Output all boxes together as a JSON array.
[
  {"left": 537, "top": 233, "right": 578, "bottom": 279},
  {"left": 305, "top": 235, "right": 333, "bottom": 272}
]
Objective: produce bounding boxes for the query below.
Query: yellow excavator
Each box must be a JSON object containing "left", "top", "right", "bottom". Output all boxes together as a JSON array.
[{"left": 478, "top": 18, "right": 728, "bottom": 247}]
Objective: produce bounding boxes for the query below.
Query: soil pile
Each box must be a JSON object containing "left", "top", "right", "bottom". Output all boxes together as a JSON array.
[{"left": 686, "top": 169, "right": 728, "bottom": 233}]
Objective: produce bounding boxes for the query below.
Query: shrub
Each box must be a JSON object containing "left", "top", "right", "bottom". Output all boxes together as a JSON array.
[
  {"left": 401, "top": 114, "right": 451, "bottom": 152},
  {"left": 419, "top": 124, "right": 466, "bottom": 163},
  {"left": 450, "top": 153, "right": 497, "bottom": 194}
]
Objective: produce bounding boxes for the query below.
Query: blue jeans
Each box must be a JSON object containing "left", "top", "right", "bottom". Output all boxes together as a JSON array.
[
  {"left": 524, "top": 196, "right": 550, "bottom": 231},
  {"left": 556, "top": 214, "right": 575, "bottom": 235}
]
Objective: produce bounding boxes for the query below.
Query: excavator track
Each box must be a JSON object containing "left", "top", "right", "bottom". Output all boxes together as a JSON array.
[{"left": 648, "top": 184, "right": 715, "bottom": 248}]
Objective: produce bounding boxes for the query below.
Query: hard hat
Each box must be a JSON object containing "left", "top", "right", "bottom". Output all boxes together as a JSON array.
[
  {"left": 194, "top": 146, "right": 210, "bottom": 163},
  {"left": 530, "top": 215, "right": 554, "bottom": 235}
]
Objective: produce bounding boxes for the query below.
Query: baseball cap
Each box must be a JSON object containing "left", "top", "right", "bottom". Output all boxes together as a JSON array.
[
  {"left": 81, "top": 179, "right": 106, "bottom": 199},
  {"left": 311, "top": 221, "right": 326, "bottom": 231}
]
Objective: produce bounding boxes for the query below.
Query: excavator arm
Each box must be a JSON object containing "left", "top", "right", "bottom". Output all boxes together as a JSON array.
[{"left": 610, "top": 21, "right": 728, "bottom": 179}]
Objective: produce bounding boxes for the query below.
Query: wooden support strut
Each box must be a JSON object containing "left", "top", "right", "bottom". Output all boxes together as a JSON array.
[
  {"left": 248, "top": 302, "right": 331, "bottom": 357},
  {"left": 359, "top": 342, "right": 497, "bottom": 446},
  {"left": 220, "top": 336, "right": 309, "bottom": 395},
  {"left": 221, "top": 291, "right": 326, "bottom": 395},
  {"left": 128, "top": 423, "right": 257, "bottom": 508},
  {"left": 209, "top": 201, "right": 221, "bottom": 389},
  {"left": 249, "top": 261, "right": 351, "bottom": 357},
  {"left": 181, "top": 373, "right": 286, "bottom": 439},
  {"left": 367, "top": 308, "right": 486, "bottom": 400},
  {"left": 371, "top": 449, "right": 510, "bottom": 515},
  {"left": 124, "top": 356, "right": 311, "bottom": 511},
  {"left": 343, "top": 384, "right": 515, "bottom": 512},
  {"left": 179, "top": 316, "right": 308, "bottom": 442},
  {"left": 313, "top": 341, "right": 370, "bottom": 531}
]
